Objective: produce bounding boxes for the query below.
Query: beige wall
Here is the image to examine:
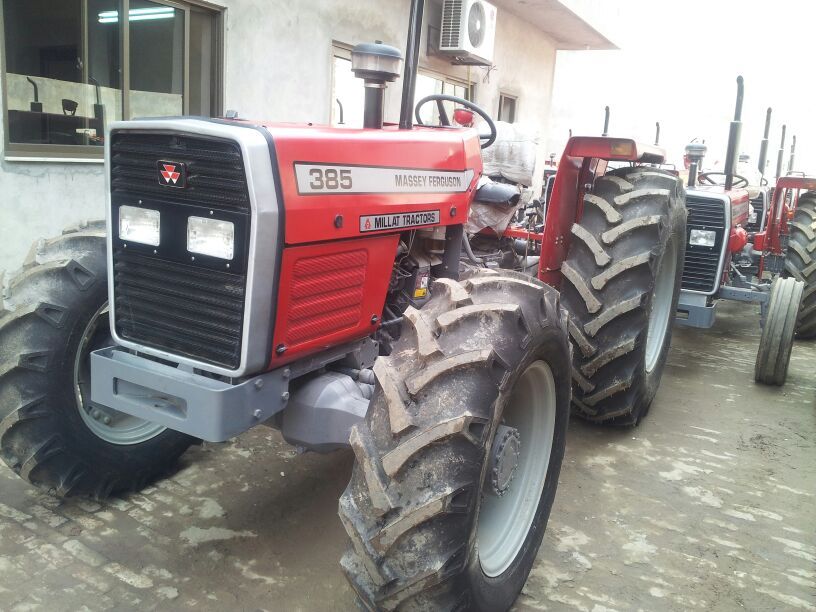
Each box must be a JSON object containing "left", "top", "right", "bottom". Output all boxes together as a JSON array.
[{"left": 0, "top": 0, "right": 559, "bottom": 272}]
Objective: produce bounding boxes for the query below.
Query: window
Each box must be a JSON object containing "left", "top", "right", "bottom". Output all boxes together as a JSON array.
[
  {"left": 1, "top": 0, "right": 222, "bottom": 159},
  {"left": 414, "top": 71, "right": 472, "bottom": 126},
  {"left": 331, "top": 45, "right": 364, "bottom": 128},
  {"left": 498, "top": 93, "right": 517, "bottom": 123}
]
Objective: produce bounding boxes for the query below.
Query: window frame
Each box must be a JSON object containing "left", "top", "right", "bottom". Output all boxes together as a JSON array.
[
  {"left": 330, "top": 42, "right": 353, "bottom": 126},
  {"left": 0, "top": 0, "right": 224, "bottom": 161},
  {"left": 498, "top": 92, "right": 518, "bottom": 124}
]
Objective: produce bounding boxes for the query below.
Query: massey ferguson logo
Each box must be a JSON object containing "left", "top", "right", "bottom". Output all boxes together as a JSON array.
[{"left": 157, "top": 161, "right": 186, "bottom": 188}]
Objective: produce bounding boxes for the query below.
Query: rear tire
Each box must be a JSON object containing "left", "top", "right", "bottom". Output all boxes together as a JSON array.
[
  {"left": 560, "top": 167, "right": 686, "bottom": 425},
  {"left": 0, "top": 223, "right": 193, "bottom": 499},
  {"left": 785, "top": 191, "right": 816, "bottom": 338},
  {"left": 755, "top": 276, "right": 804, "bottom": 385},
  {"left": 339, "top": 270, "right": 570, "bottom": 611}
]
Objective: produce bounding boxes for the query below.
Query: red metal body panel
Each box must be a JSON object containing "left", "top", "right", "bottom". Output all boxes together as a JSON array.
[
  {"left": 269, "top": 234, "right": 400, "bottom": 367},
  {"left": 760, "top": 175, "right": 816, "bottom": 258},
  {"left": 564, "top": 136, "right": 666, "bottom": 165},
  {"left": 261, "top": 123, "right": 482, "bottom": 245},
  {"left": 537, "top": 144, "right": 609, "bottom": 286}
]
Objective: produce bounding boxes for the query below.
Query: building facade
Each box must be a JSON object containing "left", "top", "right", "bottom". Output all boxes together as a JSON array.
[{"left": 0, "top": 0, "right": 610, "bottom": 271}]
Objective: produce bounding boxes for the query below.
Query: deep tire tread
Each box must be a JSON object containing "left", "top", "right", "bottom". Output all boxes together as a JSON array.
[
  {"left": 340, "top": 270, "right": 570, "bottom": 611},
  {"left": 787, "top": 193, "right": 816, "bottom": 338},
  {"left": 0, "top": 225, "right": 192, "bottom": 499},
  {"left": 560, "top": 167, "right": 686, "bottom": 424}
]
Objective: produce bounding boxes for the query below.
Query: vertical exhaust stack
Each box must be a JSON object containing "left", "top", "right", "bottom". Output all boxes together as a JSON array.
[
  {"left": 602, "top": 106, "right": 610, "bottom": 137},
  {"left": 654, "top": 121, "right": 660, "bottom": 146},
  {"left": 351, "top": 42, "right": 403, "bottom": 129},
  {"left": 399, "top": 0, "right": 425, "bottom": 130},
  {"left": 788, "top": 135, "right": 797, "bottom": 174},
  {"left": 724, "top": 76, "right": 744, "bottom": 191},
  {"left": 758, "top": 107, "right": 772, "bottom": 178},
  {"left": 776, "top": 124, "right": 787, "bottom": 179}
]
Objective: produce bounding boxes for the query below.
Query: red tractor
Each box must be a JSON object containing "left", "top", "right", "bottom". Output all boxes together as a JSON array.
[
  {"left": 0, "top": 2, "right": 685, "bottom": 609},
  {"left": 674, "top": 77, "right": 812, "bottom": 384}
]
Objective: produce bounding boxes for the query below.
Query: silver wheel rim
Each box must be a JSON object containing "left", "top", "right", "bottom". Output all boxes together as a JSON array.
[
  {"left": 645, "top": 236, "right": 678, "bottom": 373},
  {"left": 74, "top": 303, "right": 166, "bottom": 445},
  {"left": 477, "top": 360, "right": 556, "bottom": 578}
]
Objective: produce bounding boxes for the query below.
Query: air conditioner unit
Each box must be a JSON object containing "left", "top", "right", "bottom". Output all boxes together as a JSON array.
[{"left": 439, "top": 0, "right": 497, "bottom": 65}]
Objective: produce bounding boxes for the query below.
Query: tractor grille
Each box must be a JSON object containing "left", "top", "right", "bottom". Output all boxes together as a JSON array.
[
  {"left": 109, "top": 131, "right": 251, "bottom": 370},
  {"left": 441, "top": 0, "right": 463, "bottom": 48},
  {"left": 681, "top": 196, "right": 727, "bottom": 293},
  {"left": 113, "top": 249, "right": 246, "bottom": 368},
  {"left": 110, "top": 132, "right": 250, "bottom": 211}
]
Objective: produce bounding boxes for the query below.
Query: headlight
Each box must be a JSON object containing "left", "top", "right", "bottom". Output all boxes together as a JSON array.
[
  {"left": 119, "top": 205, "right": 160, "bottom": 246},
  {"left": 689, "top": 229, "right": 716, "bottom": 247},
  {"left": 187, "top": 216, "right": 235, "bottom": 260}
]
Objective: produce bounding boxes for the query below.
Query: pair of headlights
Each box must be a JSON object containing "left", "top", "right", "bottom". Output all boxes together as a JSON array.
[{"left": 118, "top": 205, "right": 235, "bottom": 260}]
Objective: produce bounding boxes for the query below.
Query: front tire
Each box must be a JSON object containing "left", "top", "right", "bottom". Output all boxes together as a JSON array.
[
  {"left": 785, "top": 191, "right": 816, "bottom": 338},
  {"left": 0, "top": 223, "right": 193, "bottom": 498},
  {"left": 560, "top": 167, "right": 686, "bottom": 425},
  {"left": 755, "top": 276, "right": 804, "bottom": 385},
  {"left": 339, "top": 270, "right": 570, "bottom": 611}
]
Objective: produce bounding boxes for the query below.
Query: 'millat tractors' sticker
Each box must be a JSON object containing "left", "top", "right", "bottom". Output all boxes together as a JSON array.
[{"left": 360, "top": 210, "right": 440, "bottom": 233}]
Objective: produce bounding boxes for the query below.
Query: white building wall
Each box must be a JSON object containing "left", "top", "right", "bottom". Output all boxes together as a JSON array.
[{"left": 0, "top": 0, "right": 557, "bottom": 272}]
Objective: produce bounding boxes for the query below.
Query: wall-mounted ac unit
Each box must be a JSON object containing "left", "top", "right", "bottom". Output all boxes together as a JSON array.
[{"left": 439, "top": 0, "right": 497, "bottom": 66}]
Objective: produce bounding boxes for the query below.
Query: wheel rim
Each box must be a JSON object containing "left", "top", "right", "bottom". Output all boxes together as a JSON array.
[
  {"left": 477, "top": 360, "right": 556, "bottom": 578},
  {"left": 645, "top": 236, "right": 678, "bottom": 373},
  {"left": 74, "top": 303, "right": 166, "bottom": 445}
]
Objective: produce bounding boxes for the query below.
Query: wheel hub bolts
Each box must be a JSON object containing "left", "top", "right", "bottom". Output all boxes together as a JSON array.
[{"left": 489, "top": 424, "right": 521, "bottom": 496}]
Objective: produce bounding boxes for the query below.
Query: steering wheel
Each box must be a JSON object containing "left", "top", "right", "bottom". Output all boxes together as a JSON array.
[
  {"left": 414, "top": 94, "right": 497, "bottom": 149},
  {"left": 697, "top": 171, "right": 749, "bottom": 189}
]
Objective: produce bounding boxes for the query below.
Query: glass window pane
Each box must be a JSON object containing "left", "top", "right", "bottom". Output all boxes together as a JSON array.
[
  {"left": 87, "top": 0, "right": 123, "bottom": 144},
  {"left": 3, "top": 0, "right": 90, "bottom": 145},
  {"left": 128, "top": 0, "right": 184, "bottom": 118},
  {"left": 499, "top": 95, "right": 516, "bottom": 123},
  {"left": 332, "top": 54, "right": 364, "bottom": 128},
  {"left": 189, "top": 9, "right": 217, "bottom": 116}
]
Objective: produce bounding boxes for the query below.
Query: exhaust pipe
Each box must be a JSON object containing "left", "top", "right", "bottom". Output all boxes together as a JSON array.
[
  {"left": 758, "top": 107, "right": 771, "bottom": 178},
  {"left": 399, "top": 0, "right": 424, "bottom": 130},
  {"left": 351, "top": 42, "right": 403, "bottom": 129},
  {"left": 788, "top": 135, "right": 796, "bottom": 174},
  {"left": 776, "top": 124, "right": 787, "bottom": 179},
  {"left": 654, "top": 121, "right": 660, "bottom": 146},
  {"left": 602, "top": 106, "right": 610, "bottom": 137},
  {"left": 724, "top": 76, "right": 744, "bottom": 191},
  {"left": 688, "top": 162, "right": 698, "bottom": 188}
]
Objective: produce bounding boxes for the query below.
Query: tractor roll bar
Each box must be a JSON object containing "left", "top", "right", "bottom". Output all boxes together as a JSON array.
[
  {"left": 758, "top": 107, "right": 771, "bottom": 177},
  {"left": 724, "top": 76, "right": 744, "bottom": 191},
  {"left": 399, "top": 0, "right": 425, "bottom": 130}
]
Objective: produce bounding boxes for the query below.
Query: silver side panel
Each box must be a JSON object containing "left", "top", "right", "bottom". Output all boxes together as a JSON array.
[{"left": 104, "top": 118, "right": 279, "bottom": 377}]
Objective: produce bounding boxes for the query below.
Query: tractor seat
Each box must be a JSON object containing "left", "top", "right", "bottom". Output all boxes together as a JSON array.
[{"left": 473, "top": 180, "right": 521, "bottom": 208}]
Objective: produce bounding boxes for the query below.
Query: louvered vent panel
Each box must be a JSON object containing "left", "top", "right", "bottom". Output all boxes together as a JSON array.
[{"left": 441, "top": 0, "right": 463, "bottom": 48}]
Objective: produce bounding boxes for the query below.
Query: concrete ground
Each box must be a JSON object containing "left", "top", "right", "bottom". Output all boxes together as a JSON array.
[{"left": 0, "top": 300, "right": 814, "bottom": 611}]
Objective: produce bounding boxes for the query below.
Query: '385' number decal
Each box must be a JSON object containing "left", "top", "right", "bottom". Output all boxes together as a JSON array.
[{"left": 309, "top": 168, "right": 352, "bottom": 190}]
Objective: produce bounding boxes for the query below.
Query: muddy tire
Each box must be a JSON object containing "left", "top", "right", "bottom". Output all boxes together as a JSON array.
[
  {"left": 755, "top": 277, "right": 804, "bottom": 385},
  {"left": 0, "top": 223, "right": 193, "bottom": 499},
  {"left": 560, "top": 167, "right": 686, "bottom": 425},
  {"left": 785, "top": 191, "right": 816, "bottom": 338},
  {"left": 339, "top": 270, "right": 570, "bottom": 611}
]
